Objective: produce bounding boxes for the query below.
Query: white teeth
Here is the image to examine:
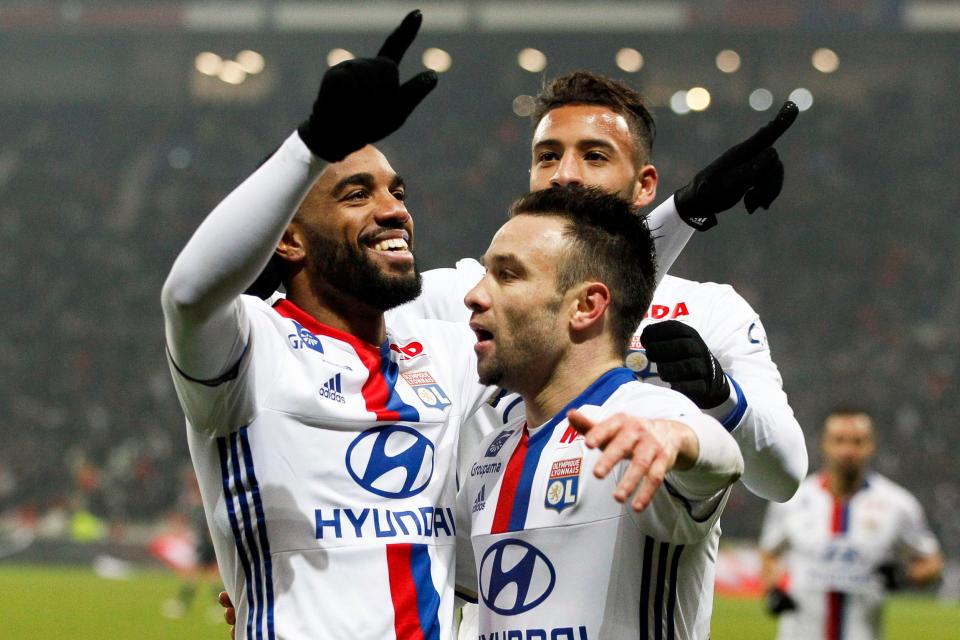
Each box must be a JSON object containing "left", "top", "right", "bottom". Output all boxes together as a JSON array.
[{"left": 372, "top": 238, "right": 409, "bottom": 252}]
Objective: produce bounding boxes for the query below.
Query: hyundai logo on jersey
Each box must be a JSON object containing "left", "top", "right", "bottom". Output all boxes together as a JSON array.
[
  {"left": 287, "top": 320, "right": 324, "bottom": 353},
  {"left": 346, "top": 425, "right": 435, "bottom": 498},
  {"left": 485, "top": 429, "right": 515, "bottom": 458},
  {"left": 479, "top": 539, "right": 555, "bottom": 615}
]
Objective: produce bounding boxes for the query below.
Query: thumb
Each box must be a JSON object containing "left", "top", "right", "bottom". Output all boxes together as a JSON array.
[{"left": 567, "top": 409, "right": 594, "bottom": 435}]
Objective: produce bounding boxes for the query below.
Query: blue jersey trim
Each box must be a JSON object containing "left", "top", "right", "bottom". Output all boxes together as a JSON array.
[
  {"left": 506, "top": 367, "right": 637, "bottom": 531},
  {"left": 218, "top": 437, "right": 256, "bottom": 640},
  {"left": 410, "top": 544, "right": 441, "bottom": 640},
  {"left": 720, "top": 375, "right": 748, "bottom": 432},
  {"left": 379, "top": 341, "right": 420, "bottom": 422},
  {"left": 239, "top": 428, "right": 275, "bottom": 640}
]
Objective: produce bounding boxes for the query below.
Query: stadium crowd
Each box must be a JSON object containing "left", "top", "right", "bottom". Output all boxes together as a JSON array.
[{"left": 0, "top": 39, "right": 957, "bottom": 565}]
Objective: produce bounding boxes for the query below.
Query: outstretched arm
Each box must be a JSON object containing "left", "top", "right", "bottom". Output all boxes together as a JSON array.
[{"left": 162, "top": 10, "right": 437, "bottom": 380}]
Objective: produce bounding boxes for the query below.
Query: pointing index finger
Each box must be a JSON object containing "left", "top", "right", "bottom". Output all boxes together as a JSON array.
[
  {"left": 742, "top": 101, "right": 799, "bottom": 153},
  {"left": 377, "top": 9, "right": 423, "bottom": 64}
]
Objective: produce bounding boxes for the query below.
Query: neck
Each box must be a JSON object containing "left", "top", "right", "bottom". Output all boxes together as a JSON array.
[
  {"left": 521, "top": 345, "right": 622, "bottom": 429},
  {"left": 286, "top": 278, "right": 386, "bottom": 346},
  {"left": 826, "top": 468, "right": 866, "bottom": 499}
]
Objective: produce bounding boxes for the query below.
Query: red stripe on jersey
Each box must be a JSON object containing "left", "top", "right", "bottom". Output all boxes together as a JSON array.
[
  {"left": 491, "top": 429, "right": 529, "bottom": 534},
  {"left": 273, "top": 299, "right": 402, "bottom": 421},
  {"left": 386, "top": 544, "right": 426, "bottom": 640},
  {"left": 826, "top": 591, "right": 843, "bottom": 640}
]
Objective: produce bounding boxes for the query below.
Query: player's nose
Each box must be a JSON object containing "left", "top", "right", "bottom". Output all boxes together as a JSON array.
[
  {"left": 550, "top": 157, "right": 583, "bottom": 188},
  {"left": 464, "top": 279, "right": 490, "bottom": 312},
  {"left": 374, "top": 196, "right": 411, "bottom": 227}
]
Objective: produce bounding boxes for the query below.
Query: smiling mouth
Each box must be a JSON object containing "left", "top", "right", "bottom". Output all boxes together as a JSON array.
[{"left": 368, "top": 237, "right": 410, "bottom": 253}]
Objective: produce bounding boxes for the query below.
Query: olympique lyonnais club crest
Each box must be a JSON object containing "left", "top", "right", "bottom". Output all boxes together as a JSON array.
[
  {"left": 400, "top": 371, "right": 452, "bottom": 409},
  {"left": 544, "top": 457, "right": 581, "bottom": 513}
]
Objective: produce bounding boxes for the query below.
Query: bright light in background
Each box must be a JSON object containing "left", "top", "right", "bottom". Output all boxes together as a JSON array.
[
  {"left": 789, "top": 87, "right": 814, "bottom": 111},
  {"left": 686, "top": 87, "right": 711, "bottom": 111},
  {"left": 327, "top": 48, "right": 354, "bottom": 67},
  {"left": 670, "top": 90, "right": 690, "bottom": 114},
  {"left": 518, "top": 48, "right": 547, "bottom": 73},
  {"left": 512, "top": 94, "right": 536, "bottom": 117},
  {"left": 195, "top": 52, "right": 223, "bottom": 77},
  {"left": 615, "top": 48, "right": 644, "bottom": 72},
  {"left": 422, "top": 48, "right": 452, "bottom": 73},
  {"left": 168, "top": 147, "right": 192, "bottom": 170},
  {"left": 219, "top": 60, "right": 247, "bottom": 85},
  {"left": 749, "top": 88, "right": 774, "bottom": 111},
  {"left": 236, "top": 50, "right": 265, "bottom": 75},
  {"left": 715, "top": 49, "right": 741, "bottom": 73},
  {"left": 812, "top": 48, "right": 840, "bottom": 73}
]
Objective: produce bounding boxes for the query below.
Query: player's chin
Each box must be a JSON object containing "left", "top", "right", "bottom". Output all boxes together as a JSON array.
[{"left": 476, "top": 356, "right": 502, "bottom": 387}]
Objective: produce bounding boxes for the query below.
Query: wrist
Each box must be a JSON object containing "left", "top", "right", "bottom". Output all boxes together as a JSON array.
[{"left": 705, "top": 375, "right": 747, "bottom": 431}]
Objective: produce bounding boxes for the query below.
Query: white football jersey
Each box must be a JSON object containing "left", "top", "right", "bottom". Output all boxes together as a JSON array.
[
  {"left": 169, "top": 296, "right": 491, "bottom": 640},
  {"left": 759, "top": 472, "right": 940, "bottom": 640},
  {"left": 455, "top": 368, "right": 734, "bottom": 640},
  {"left": 397, "top": 262, "right": 804, "bottom": 502}
]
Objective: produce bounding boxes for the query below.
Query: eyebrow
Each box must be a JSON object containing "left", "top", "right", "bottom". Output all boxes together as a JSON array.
[
  {"left": 331, "top": 172, "right": 406, "bottom": 199},
  {"left": 533, "top": 138, "right": 618, "bottom": 152},
  {"left": 480, "top": 253, "right": 523, "bottom": 269}
]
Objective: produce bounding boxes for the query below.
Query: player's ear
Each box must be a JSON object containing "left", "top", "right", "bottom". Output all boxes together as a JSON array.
[
  {"left": 276, "top": 223, "right": 307, "bottom": 264},
  {"left": 632, "top": 163, "right": 658, "bottom": 208},
  {"left": 569, "top": 281, "right": 611, "bottom": 332}
]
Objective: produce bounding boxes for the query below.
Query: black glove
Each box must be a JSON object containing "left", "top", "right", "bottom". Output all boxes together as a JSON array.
[
  {"left": 877, "top": 562, "right": 906, "bottom": 592},
  {"left": 297, "top": 10, "right": 439, "bottom": 162},
  {"left": 674, "top": 101, "right": 799, "bottom": 231},
  {"left": 765, "top": 587, "right": 798, "bottom": 616},
  {"left": 640, "top": 320, "right": 730, "bottom": 409}
]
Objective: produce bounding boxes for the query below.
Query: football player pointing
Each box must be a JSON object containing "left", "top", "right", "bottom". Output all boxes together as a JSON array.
[{"left": 456, "top": 187, "right": 743, "bottom": 639}]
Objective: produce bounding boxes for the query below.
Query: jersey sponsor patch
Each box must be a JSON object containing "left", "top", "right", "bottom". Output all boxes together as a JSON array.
[
  {"left": 400, "top": 371, "right": 452, "bottom": 409},
  {"left": 544, "top": 458, "right": 581, "bottom": 512},
  {"left": 390, "top": 340, "right": 426, "bottom": 360},
  {"left": 485, "top": 429, "right": 515, "bottom": 457},
  {"left": 288, "top": 320, "right": 324, "bottom": 353},
  {"left": 747, "top": 321, "right": 769, "bottom": 348},
  {"left": 643, "top": 301, "right": 690, "bottom": 320}
]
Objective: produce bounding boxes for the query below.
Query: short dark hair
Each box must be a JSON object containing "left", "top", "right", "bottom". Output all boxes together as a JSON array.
[
  {"left": 509, "top": 185, "right": 656, "bottom": 349},
  {"left": 533, "top": 71, "right": 656, "bottom": 164}
]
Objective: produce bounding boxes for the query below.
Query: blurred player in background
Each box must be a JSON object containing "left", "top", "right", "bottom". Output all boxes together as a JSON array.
[
  {"left": 759, "top": 408, "right": 943, "bottom": 640},
  {"left": 454, "top": 186, "right": 744, "bottom": 638}
]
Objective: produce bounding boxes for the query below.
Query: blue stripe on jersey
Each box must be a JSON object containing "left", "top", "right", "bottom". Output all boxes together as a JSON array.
[
  {"left": 502, "top": 396, "right": 524, "bottom": 424},
  {"left": 840, "top": 501, "right": 850, "bottom": 533},
  {"left": 410, "top": 544, "right": 441, "bottom": 640},
  {"left": 229, "top": 434, "right": 267, "bottom": 640},
  {"left": 218, "top": 437, "right": 256, "bottom": 640},
  {"left": 507, "top": 367, "right": 637, "bottom": 531},
  {"left": 721, "top": 375, "right": 748, "bottom": 432},
  {"left": 239, "top": 428, "right": 275, "bottom": 640},
  {"left": 379, "top": 341, "right": 420, "bottom": 422}
]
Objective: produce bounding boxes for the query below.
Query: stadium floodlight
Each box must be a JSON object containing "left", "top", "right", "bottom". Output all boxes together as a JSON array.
[
  {"left": 788, "top": 88, "right": 814, "bottom": 111},
  {"left": 749, "top": 88, "right": 774, "bottom": 111},
  {"left": 219, "top": 60, "right": 247, "bottom": 85},
  {"left": 812, "top": 48, "right": 839, "bottom": 73},
  {"left": 326, "top": 48, "right": 354, "bottom": 67},
  {"left": 236, "top": 50, "right": 265, "bottom": 75},
  {"left": 686, "top": 87, "right": 711, "bottom": 111},
  {"left": 422, "top": 48, "right": 452, "bottom": 73},
  {"left": 518, "top": 48, "right": 547, "bottom": 73},
  {"left": 670, "top": 90, "right": 690, "bottom": 114},
  {"left": 615, "top": 48, "right": 643, "bottom": 73},
  {"left": 195, "top": 52, "right": 223, "bottom": 77},
  {"left": 716, "top": 49, "right": 741, "bottom": 74},
  {"left": 512, "top": 94, "right": 535, "bottom": 117}
]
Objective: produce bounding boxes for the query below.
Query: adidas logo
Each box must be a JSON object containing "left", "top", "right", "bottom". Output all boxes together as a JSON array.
[
  {"left": 319, "top": 374, "right": 346, "bottom": 404},
  {"left": 472, "top": 485, "right": 486, "bottom": 513}
]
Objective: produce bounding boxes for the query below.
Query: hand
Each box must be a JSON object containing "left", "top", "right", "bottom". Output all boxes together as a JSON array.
[
  {"left": 764, "top": 587, "right": 798, "bottom": 616},
  {"left": 640, "top": 320, "right": 730, "bottom": 409},
  {"left": 567, "top": 409, "right": 692, "bottom": 512},
  {"left": 218, "top": 591, "right": 236, "bottom": 640},
  {"left": 298, "top": 10, "right": 439, "bottom": 162},
  {"left": 674, "top": 101, "right": 799, "bottom": 230}
]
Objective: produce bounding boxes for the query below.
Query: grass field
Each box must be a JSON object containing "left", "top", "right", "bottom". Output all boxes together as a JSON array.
[{"left": 1, "top": 564, "right": 958, "bottom": 639}]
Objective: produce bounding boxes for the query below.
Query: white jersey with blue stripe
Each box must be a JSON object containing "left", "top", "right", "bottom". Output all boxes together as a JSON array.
[
  {"left": 759, "top": 472, "right": 940, "bottom": 640},
  {"left": 399, "top": 262, "right": 805, "bottom": 504},
  {"left": 170, "top": 295, "right": 491, "bottom": 640},
  {"left": 455, "top": 368, "right": 733, "bottom": 640}
]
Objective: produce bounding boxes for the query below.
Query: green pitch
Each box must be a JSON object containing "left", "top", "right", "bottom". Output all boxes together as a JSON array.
[{"left": 1, "top": 564, "right": 958, "bottom": 638}]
